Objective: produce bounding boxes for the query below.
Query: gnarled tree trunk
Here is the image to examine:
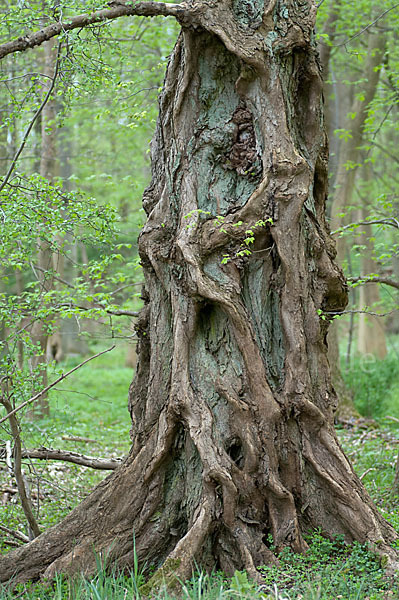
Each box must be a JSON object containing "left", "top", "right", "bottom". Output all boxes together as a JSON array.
[{"left": 1, "top": 0, "right": 397, "bottom": 586}]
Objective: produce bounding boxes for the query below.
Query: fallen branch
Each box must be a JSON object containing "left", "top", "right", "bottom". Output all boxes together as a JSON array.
[
  {"left": 0, "top": 486, "right": 45, "bottom": 500},
  {"left": 0, "top": 485, "right": 18, "bottom": 494},
  {"left": 0, "top": 345, "right": 115, "bottom": 425},
  {"left": 0, "top": 447, "right": 123, "bottom": 470},
  {"left": 2, "top": 539, "right": 21, "bottom": 548},
  {"left": 0, "top": 525, "right": 29, "bottom": 543},
  {"left": 359, "top": 467, "right": 376, "bottom": 481},
  {"left": 0, "top": 2, "right": 189, "bottom": 60},
  {"left": 61, "top": 435, "right": 99, "bottom": 444}
]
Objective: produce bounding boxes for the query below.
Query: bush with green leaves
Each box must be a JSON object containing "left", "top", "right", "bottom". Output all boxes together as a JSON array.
[{"left": 342, "top": 352, "right": 399, "bottom": 419}]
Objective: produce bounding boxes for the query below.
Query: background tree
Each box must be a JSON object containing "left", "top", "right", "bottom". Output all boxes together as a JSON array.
[{"left": 317, "top": 0, "right": 399, "bottom": 418}]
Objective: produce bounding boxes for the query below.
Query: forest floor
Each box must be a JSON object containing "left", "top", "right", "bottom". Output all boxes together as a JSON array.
[{"left": 1, "top": 341, "right": 399, "bottom": 599}]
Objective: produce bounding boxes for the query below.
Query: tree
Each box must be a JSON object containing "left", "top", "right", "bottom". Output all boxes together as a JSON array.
[
  {"left": 1, "top": 0, "right": 398, "bottom": 587},
  {"left": 317, "top": 2, "right": 399, "bottom": 410},
  {"left": 29, "top": 39, "right": 60, "bottom": 415}
]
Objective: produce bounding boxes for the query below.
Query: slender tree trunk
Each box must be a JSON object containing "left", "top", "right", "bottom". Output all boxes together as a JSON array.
[
  {"left": 319, "top": 5, "right": 354, "bottom": 418},
  {"left": 319, "top": 0, "right": 342, "bottom": 175},
  {"left": 327, "top": 32, "right": 386, "bottom": 416},
  {"left": 1, "top": 1, "right": 398, "bottom": 586},
  {"left": 29, "top": 38, "right": 58, "bottom": 413},
  {"left": 357, "top": 216, "right": 387, "bottom": 358},
  {"left": 330, "top": 33, "right": 386, "bottom": 260},
  {"left": 355, "top": 161, "right": 387, "bottom": 358}
]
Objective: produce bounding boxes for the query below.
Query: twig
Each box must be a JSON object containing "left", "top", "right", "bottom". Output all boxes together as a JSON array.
[
  {"left": 0, "top": 396, "right": 41, "bottom": 538},
  {"left": 54, "top": 302, "right": 139, "bottom": 318},
  {"left": 61, "top": 435, "right": 99, "bottom": 443},
  {"left": 348, "top": 276, "right": 399, "bottom": 291},
  {"left": 333, "top": 3, "right": 399, "bottom": 47},
  {"left": 32, "top": 265, "right": 75, "bottom": 289},
  {"left": 385, "top": 416, "right": 399, "bottom": 424},
  {"left": 359, "top": 467, "right": 376, "bottom": 481},
  {"left": 2, "top": 539, "right": 21, "bottom": 548},
  {"left": 5, "top": 440, "right": 12, "bottom": 474},
  {"left": 371, "top": 140, "right": 399, "bottom": 166},
  {"left": 0, "top": 42, "right": 62, "bottom": 195},
  {"left": 105, "top": 309, "right": 139, "bottom": 317},
  {"left": 0, "top": 447, "right": 123, "bottom": 470},
  {"left": 331, "top": 218, "right": 399, "bottom": 236},
  {"left": 0, "top": 345, "right": 115, "bottom": 425},
  {"left": 326, "top": 308, "right": 398, "bottom": 318}
]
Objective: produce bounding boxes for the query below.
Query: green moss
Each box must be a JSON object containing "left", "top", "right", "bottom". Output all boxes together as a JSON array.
[{"left": 139, "top": 557, "right": 182, "bottom": 596}]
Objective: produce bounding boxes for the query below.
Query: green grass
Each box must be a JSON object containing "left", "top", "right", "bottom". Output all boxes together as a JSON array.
[
  {"left": 342, "top": 352, "right": 399, "bottom": 419},
  {"left": 1, "top": 540, "right": 397, "bottom": 600},
  {"left": 259, "top": 533, "right": 397, "bottom": 599},
  {"left": 2, "top": 346, "right": 399, "bottom": 598}
]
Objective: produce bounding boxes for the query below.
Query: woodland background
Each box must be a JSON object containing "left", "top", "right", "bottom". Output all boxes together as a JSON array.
[{"left": 0, "top": 0, "right": 399, "bottom": 598}]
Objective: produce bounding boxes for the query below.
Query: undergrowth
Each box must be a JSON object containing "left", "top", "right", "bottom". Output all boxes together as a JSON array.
[
  {"left": 0, "top": 341, "right": 133, "bottom": 550},
  {"left": 1, "top": 536, "right": 397, "bottom": 599},
  {"left": 1, "top": 345, "right": 399, "bottom": 598},
  {"left": 342, "top": 349, "right": 399, "bottom": 419}
]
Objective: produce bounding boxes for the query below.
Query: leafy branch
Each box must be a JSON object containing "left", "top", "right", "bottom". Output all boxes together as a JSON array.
[
  {"left": 0, "top": 345, "right": 115, "bottom": 425},
  {"left": 0, "top": 2, "right": 189, "bottom": 60},
  {"left": 348, "top": 276, "right": 399, "bottom": 291},
  {"left": 0, "top": 42, "right": 62, "bottom": 194}
]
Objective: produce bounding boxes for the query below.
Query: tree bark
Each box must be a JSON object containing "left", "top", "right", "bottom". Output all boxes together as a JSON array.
[{"left": 1, "top": 0, "right": 398, "bottom": 586}]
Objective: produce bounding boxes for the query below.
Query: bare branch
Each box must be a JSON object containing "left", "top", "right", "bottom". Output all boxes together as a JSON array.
[
  {"left": 386, "top": 415, "right": 399, "bottom": 424},
  {"left": 32, "top": 265, "right": 75, "bottom": 289},
  {"left": 371, "top": 141, "right": 399, "bottom": 166},
  {"left": 0, "top": 525, "right": 29, "bottom": 543},
  {"left": 62, "top": 435, "right": 99, "bottom": 443},
  {"left": 326, "top": 308, "right": 398, "bottom": 318},
  {"left": 333, "top": 3, "right": 399, "bottom": 47},
  {"left": 0, "top": 345, "right": 115, "bottom": 425},
  {"left": 54, "top": 302, "right": 140, "bottom": 318},
  {"left": 0, "top": 447, "right": 123, "bottom": 470},
  {"left": 105, "top": 308, "right": 140, "bottom": 317},
  {"left": 0, "top": 2, "right": 189, "bottom": 61},
  {"left": 360, "top": 467, "right": 375, "bottom": 481},
  {"left": 331, "top": 217, "right": 399, "bottom": 235},
  {"left": 1, "top": 539, "right": 21, "bottom": 548}
]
